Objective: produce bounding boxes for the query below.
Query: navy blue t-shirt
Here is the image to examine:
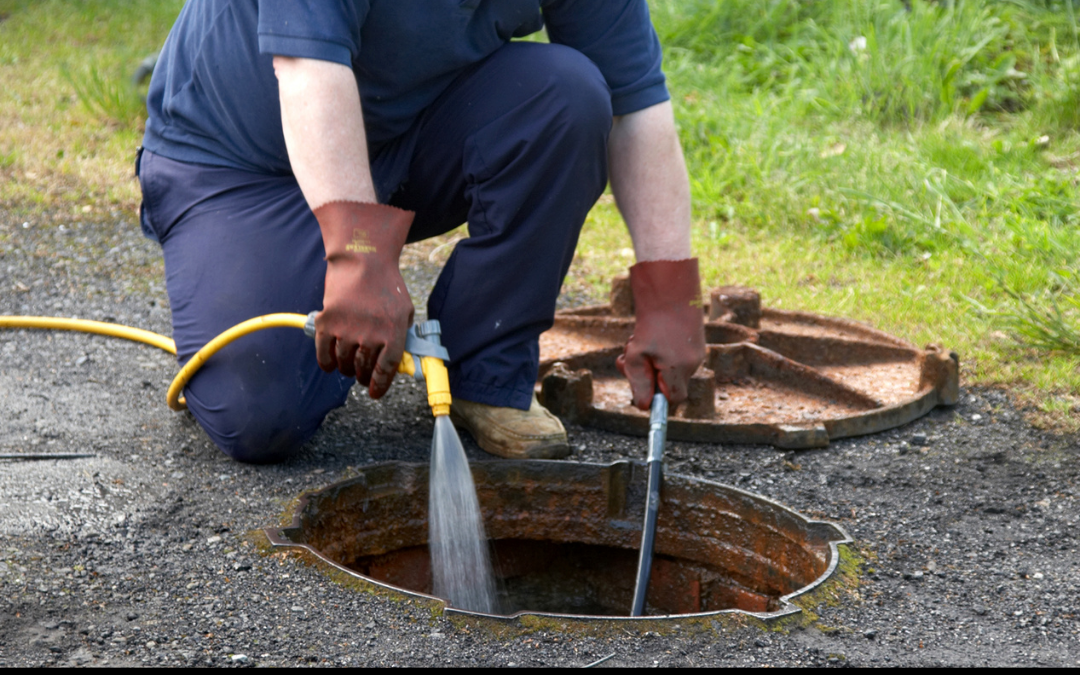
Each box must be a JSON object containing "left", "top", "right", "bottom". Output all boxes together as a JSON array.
[{"left": 143, "top": 0, "right": 669, "bottom": 179}]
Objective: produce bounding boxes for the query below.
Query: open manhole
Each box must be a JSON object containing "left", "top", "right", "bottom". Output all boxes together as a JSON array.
[
  {"left": 265, "top": 460, "right": 850, "bottom": 621},
  {"left": 538, "top": 279, "right": 959, "bottom": 448}
]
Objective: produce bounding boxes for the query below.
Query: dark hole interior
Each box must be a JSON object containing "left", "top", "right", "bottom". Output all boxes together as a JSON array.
[{"left": 350, "top": 538, "right": 779, "bottom": 617}]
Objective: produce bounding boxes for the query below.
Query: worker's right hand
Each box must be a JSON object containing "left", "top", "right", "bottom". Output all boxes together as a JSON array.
[{"left": 312, "top": 201, "right": 415, "bottom": 399}]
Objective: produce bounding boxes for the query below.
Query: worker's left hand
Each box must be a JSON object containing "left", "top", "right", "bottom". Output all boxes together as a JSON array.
[{"left": 616, "top": 258, "right": 707, "bottom": 410}]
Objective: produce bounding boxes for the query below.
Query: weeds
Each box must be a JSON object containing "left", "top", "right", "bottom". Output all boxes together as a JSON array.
[
  {"left": 62, "top": 63, "right": 145, "bottom": 126},
  {"left": 999, "top": 284, "right": 1080, "bottom": 355},
  {"left": 1034, "top": 53, "right": 1080, "bottom": 129}
]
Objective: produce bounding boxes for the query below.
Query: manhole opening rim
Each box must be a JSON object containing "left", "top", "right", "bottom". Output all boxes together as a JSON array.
[{"left": 265, "top": 460, "right": 854, "bottom": 622}]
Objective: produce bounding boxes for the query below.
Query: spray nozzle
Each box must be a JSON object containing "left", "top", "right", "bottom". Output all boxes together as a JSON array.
[{"left": 398, "top": 322, "right": 452, "bottom": 418}]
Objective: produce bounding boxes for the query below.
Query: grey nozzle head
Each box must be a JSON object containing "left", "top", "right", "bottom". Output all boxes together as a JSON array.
[
  {"left": 415, "top": 320, "right": 442, "bottom": 345},
  {"left": 404, "top": 322, "right": 451, "bottom": 363},
  {"left": 304, "top": 311, "right": 318, "bottom": 339}
]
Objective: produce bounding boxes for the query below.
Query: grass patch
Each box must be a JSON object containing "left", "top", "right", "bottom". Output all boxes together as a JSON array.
[
  {"left": 61, "top": 62, "right": 147, "bottom": 126},
  {"left": 0, "top": 0, "right": 180, "bottom": 218},
  {"left": 1, "top": 0, "right": 1079, "bottom": 407},
  {"left": 998, "top": 285, "right": 1080, "bottom": 354}
]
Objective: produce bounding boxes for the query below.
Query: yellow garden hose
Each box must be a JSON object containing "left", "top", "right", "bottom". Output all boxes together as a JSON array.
[
  {"left": 0, "top": 313, "right": 452, "bottom": 417},
  {"left": 165, "top": 313, "right": 309, "bottom": 410},
  {"left": 0, "top": 316, "right": 177, "bottom": 354}
]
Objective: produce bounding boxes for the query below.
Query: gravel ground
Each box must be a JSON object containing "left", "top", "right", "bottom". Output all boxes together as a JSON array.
[{"left": 1, "top": 212, "right": 1078, "bottom": 667}]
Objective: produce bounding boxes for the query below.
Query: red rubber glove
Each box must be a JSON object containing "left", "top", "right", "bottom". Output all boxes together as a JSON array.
[
  {"left": 313, "top": 201, "right": 414, "bottom": 399},
  {"left": 616, "top": 258, "right": 707, "bottom": 410}
]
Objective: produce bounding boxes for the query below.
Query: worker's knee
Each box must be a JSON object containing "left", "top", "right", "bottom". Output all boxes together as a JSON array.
[
  {"left": 182, "top": 342, "right": 351, "bottom": 464},
  {"left": 465, "top": 44, "right": 611, "bottom": 200},
  {"left": 481, "top": 43, "right": 612, "bottom": 154},
  {"left": 526, "top": 44, "right": 613, "bottom": 144},
  {"left": 196, "top": 397, "right": 317, "bottom": 464}
]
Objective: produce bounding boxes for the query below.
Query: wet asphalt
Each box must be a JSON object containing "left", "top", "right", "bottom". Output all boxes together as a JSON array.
[{"left": 0, "top": 213, "right": 1078, "bottom": 667}]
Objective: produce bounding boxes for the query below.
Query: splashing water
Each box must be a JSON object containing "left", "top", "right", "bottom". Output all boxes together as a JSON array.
[{"left": 428, "top": 415, "right": 499, "bottom": 614}]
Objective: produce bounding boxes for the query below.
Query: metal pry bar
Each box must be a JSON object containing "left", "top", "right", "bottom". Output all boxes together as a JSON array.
[{"left": 630, "top": 392, "right": 668, "bottom": 616}]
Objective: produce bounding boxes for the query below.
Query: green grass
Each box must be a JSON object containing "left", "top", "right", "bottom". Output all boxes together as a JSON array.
[
  {"left": 0, "top": 0, "right": 180, "bottom": 217},
  {"left": 1, "top": 0, "right": 1079, "bottom": 415},
  {"left": 998, "top": 284, "right": 1080, "bottom": 353},
  {"left": 61, "top": 61, "right": 147, "bottom": 126}
]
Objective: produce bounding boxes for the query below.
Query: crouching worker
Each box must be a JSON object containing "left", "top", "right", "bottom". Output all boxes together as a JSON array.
[{"left": 137, "top": 0, "right": 706, "bottom": 464}]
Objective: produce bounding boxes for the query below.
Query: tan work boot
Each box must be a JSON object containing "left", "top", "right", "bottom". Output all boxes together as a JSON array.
[{"left": 450, "top": 393, "right": 570, "bottom": 459}]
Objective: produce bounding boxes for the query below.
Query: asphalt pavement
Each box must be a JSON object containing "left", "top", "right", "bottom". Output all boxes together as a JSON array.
[{"left": 1, "top": 212, "right": 1077, "bottom": 667}]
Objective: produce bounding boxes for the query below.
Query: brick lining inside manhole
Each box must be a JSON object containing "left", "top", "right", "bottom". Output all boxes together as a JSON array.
[{"left": 266, "top": 460, "right": 850, "bottom": 620}]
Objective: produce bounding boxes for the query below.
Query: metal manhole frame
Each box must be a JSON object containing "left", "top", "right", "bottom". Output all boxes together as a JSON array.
[{"left": 264, "top": 459, "right": 852, "bottom": 623}]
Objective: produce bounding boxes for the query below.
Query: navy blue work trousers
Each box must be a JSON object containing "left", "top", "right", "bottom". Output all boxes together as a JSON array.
[{"left": 138, "top": 43, "right": 612, "bottom": 463}]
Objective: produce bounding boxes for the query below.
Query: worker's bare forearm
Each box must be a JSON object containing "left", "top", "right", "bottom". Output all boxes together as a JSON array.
[
  {"left": 273, "top": 56, "right": 377, "bottom": 210},
  {"left": 608, "top": 101, "right": 692, "bottom": 262}
]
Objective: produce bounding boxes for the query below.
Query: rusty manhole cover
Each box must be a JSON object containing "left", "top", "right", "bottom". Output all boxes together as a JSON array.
[
  {"left": 539, "top": 279, "right": 959, "bottom": 449},
  {"left": 265, "top": 460, "right": 850, "bottom": 621}
]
